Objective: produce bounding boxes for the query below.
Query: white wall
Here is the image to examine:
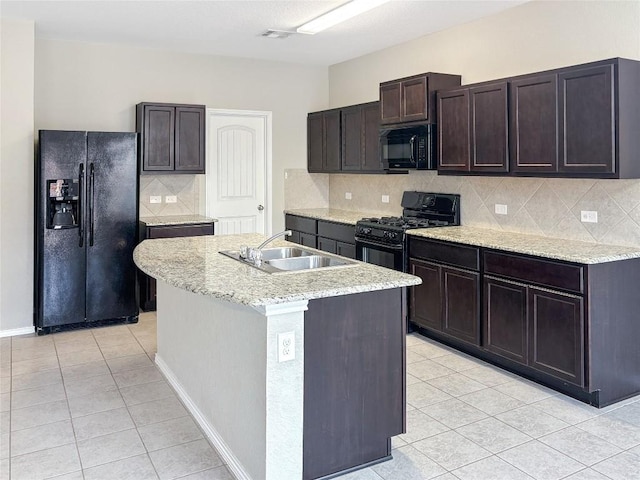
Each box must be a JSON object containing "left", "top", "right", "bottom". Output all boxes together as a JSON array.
[
  {"left": 329, "top": 0, "right": 640, "bottom": 107},
  {"left": 324, "top": 0, "right": 640, "bottom": 247},
  {"left": 0, "top": 34, "right": 328, "bottom": 334},
  {"left": 35, "top": 39, "right": 329, "bottom": 233},
  {"left": 0, "top": 19, "right": 35, "bottom": 335}
]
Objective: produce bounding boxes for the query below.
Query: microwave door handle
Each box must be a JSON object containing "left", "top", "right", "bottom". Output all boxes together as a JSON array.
[{"left": 409, "top": 135, "right": 416, "bottom": 164}]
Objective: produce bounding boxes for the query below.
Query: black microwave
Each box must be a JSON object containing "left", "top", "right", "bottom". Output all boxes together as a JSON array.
[{"left": 380, "top": 124, "right": 435, "bottom": 170}]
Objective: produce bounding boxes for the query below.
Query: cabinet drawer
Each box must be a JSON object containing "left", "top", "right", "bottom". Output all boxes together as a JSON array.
[
  {"left": 148, "top": 224, "right": 214, "bottom": 239},
  {"left": 409, "top": 238, "right": 479, "bottom": 271},
  {"left": 285, "top": 214, "right": 317, "bottom": 235},
  {"left": 484, "top": 250, "right": 583, "bottom": 294},
  {"left": 317, "top": 220, "right": 355, "bottom": 244}
]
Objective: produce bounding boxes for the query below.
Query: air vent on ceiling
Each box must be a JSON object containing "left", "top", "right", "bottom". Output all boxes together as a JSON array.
[{"left": 261, "top": 29, "right": 294, "bottom": 39}]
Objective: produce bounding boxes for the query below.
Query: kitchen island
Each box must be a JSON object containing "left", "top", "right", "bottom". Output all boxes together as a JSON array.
[{"left": 133, "top": 233, "right": 421, "bottom": 480}]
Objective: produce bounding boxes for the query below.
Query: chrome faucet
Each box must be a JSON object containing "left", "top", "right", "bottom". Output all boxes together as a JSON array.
[
  {"left": 240, "top": 230, "right": 292, "bottom": 265},
  {"left": 256, "top": 230, "right": 292, "bottom": 250}
]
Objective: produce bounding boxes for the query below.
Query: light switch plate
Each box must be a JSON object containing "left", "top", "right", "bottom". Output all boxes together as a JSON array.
[
  {"left": 165, "top": 195, "right": 177, "bottom": 204},
  {"left": 581, "top": 210, "right": 598, "bottom": 223},
  {"left": 345, "top": 192, "right": 352, "bottom": 200},
  {"left": 150, "top": 196, "right": 162, "bottom": 204},
  {"left": 382, "top": 195, "right": 390, "bottom": 203},
  {"left": 278, "top": 332, "right": 295, "bottom": 363},
  {"left": 495, "top": 204, "right": 508, "bottom": 215}
]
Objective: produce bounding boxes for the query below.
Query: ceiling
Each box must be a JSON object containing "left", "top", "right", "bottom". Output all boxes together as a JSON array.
[{"left": 0, "top": 0, "right": 529, "bottom": 66}]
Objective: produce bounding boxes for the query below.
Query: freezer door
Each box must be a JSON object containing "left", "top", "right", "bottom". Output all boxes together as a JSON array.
[
  {"left": 37, "top": 130, "right": 88, "bottom": 328},
  {"left": 85, "top": 132, "right": 138, "bottom": 322}
]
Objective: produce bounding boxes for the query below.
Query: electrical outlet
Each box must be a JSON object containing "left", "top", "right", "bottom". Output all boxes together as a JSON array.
[
  {"left": 278, "top": 332, "right": 295, "bottom": 363},
  {"left": 345, "top": 192, "right": 352, "bottom": 200},
  {"left": 382, "top": 195, "right": 390, "bottom": 203},
  {"left": 165, "top": 195, "right": 177, "bottom": 204},
  {"left": 581, "top": 210, "right": 598, "bottom": 223},
  {"left": 150, "top": 196, "right": 162, "bottom": 204},
  {"left": 494, "top": 204, "right": 508, "bottom": 215}
]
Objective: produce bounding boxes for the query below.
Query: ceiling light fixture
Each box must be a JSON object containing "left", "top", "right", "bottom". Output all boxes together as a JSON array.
[
  {"left": 296, "top": 0, "right": 391, "bottom": 35},
  {"left": 261, "top": 29, "right": 295, "bottom": 39}
]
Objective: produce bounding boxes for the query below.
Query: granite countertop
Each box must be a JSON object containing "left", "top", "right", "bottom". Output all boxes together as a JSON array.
[
  {"left": 407, "top": 226, "right": 640, "bottom": 264},
  {"left": 139, "top": 214, "right": 218, "bottom": 227},
  {"left": 133, "top": 233, "right": 421, "bottom": 307},
  {"left": 284, "top": 208, "right": 382, "bottom": 226}
]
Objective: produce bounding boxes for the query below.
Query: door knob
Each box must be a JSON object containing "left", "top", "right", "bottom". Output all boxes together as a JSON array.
[{"left": 257, "top": 205, "right": 264, "bottom": 211}]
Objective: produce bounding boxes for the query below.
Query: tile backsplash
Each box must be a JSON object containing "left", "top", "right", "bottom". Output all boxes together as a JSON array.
[
  {"left": 287, "top": 170, "right": 640, "bottom": 247},
  {"left": 284, "top": 169, "right": 330, "bottom": 210},
  {"left": 139, "top": 174, "right": 201, "bottom": 217}
]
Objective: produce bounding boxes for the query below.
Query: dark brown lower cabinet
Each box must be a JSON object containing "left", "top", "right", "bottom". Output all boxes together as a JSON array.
[
  {"left": 409, "top": 258, "right": 480, "bottom": 346},
  {"left": 484, "top": 277, "right": 529, "bottom": 364},
  {"left": 287, "top": 229, "right": 317, "bottom": 248},
  {"left": 285, "top": 214, "right": 356, "bottom": 259},
  {"left": 529, "top": 287, "right": 584, "bottom": 385},
  {"left": 409, "top": 235, "right": 640, "bottom": 407},
  {"left": 408, "top": 238, "right": 480, "bottom": 346},
  {"left": 484, "top": 276, "right": 584, "bottom": 386},
  {"left": 409, "top": 259, "right": 442, "bottom": 331}
]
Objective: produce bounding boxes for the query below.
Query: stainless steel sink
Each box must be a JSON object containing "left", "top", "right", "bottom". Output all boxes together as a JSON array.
[
  {"left": 219, "top": 247, "right": 357, "bottom": 273},
  {"left": 258, "top": 247, "right": 314, "bottom": 261},
  {"left": 266, "top": 255, "right": 351, "bottom": 271}
]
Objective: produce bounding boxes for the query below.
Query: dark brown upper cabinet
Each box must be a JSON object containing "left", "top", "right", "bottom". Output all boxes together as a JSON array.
[
  {"left": 437, "top": 88, "right": 470, "bottom": 171},
  {"left": 307, "top": 109, "right": 341, "bottom": 173},
  {"left": 437, "top": 82, "right": 509, "bottom": 173},
  {"left": 511, "top": 65, "right": 616, "bottom": 175},
  {"left": 136, "top": 102, "right": 206, "bottom": 174},
  {"left": 380, "top": 72, "right": 461, "bottom": 126},
  {"left": 440, "top": 58, "right": 640, "bottom": 178},
  {"left": 341, "top": 102, "right": 383, "bottom": 172},
  {"left": 308, "top": 102, "right": 383, "bottom": 174},
  {"left": 510, "top": 74, "right": 559, "bottom": 173},
  {"left": 558, "top": 64, "right": 615, "bottom": 175}
]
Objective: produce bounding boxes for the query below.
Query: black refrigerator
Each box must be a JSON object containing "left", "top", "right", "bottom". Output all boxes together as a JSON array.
[{"left": 35, "top": 130, "right": 139, "bottom": 334}]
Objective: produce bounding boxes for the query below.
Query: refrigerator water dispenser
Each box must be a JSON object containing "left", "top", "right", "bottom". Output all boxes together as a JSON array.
[{"left": 47, "top": 178, "right": 79, "bottom": 229}]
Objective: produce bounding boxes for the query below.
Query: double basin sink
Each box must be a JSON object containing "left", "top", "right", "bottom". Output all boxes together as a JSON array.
[{"left": 220, "top": 247, "right": 357, "bottom": 274}]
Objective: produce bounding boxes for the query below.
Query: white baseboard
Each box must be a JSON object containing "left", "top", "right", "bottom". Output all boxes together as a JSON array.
[
  {"left": 0, "top": 326, "right": 35, "bottom": 338},
  {"left": 155, "top": 354, "right": 252, "bottom": 480}
]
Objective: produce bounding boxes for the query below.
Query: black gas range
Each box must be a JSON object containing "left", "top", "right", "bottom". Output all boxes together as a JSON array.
[{"left": 355, "top": 192, "right": 460, "bottom": 272}]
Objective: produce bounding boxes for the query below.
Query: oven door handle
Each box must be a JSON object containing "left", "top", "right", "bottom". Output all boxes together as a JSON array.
[{"left": 355, "top": 238, "right": 404, "bottom": 251}]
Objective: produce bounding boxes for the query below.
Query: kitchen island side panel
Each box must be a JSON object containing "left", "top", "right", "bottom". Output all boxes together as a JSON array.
[
  {"left": 156, "top": 281, "right": 305, "bottom": 480},
  {"left": 587, "top": 257, "right": 640, "bottom": 406},
  {"left": 303, "top": 288, "right": 406, "bottom": 479}
]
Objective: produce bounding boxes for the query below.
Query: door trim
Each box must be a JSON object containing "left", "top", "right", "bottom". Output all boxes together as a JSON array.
[{"left": 205, "top": 109, "right": 273, "bottom": 235}]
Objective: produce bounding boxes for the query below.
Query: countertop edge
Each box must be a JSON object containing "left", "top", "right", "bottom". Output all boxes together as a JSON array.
[{"left": 407, "top": 227, "right": 640, "bottom": 264}]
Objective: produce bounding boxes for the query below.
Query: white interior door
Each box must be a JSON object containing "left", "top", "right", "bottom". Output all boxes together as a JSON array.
[{"left": 206, "top": 110, "right": 271, "bottom": 235}]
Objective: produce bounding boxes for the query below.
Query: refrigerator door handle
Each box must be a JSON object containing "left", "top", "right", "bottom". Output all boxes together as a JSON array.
[
  {"left": 89, "top": 162, "right": 95, "bottom": 247},
  {"left": 78, "top": 163, "right": 84, "bottom": 247}
]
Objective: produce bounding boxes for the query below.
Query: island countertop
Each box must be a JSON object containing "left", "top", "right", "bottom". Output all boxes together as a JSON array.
[
  {"left": 407, "top": 226, "right": 640, "bottom": 264},
  {"left": 133, "top": 233, "right": 421, "bottom": 307}
]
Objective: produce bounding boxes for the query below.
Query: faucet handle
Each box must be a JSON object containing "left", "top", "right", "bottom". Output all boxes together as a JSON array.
[{"left": 240, "top": 245, "right": 249, "bottom": 259}]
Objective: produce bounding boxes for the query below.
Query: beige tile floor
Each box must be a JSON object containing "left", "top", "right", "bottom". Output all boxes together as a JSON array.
[{"left": 1, "top": 312, "right": 640, "bottom": 480}]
